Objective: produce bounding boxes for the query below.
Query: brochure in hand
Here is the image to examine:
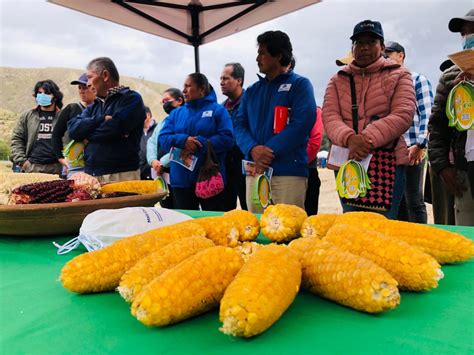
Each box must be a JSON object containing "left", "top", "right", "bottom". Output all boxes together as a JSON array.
[
  {"left": 241, "top": 160, "right": 274, "bottom": 179},
  {"left": 170, "top": 147, "right": 198, "bottom": 171}
]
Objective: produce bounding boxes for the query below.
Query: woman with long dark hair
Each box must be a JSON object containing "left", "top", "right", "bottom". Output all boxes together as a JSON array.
[{"left": 159, "top": 73, "right": 234, "bottom": 210}]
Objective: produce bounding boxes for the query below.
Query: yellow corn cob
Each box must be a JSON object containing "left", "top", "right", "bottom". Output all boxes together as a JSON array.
[
  {"left": 194, "top": 216, "right": 240, "bottom": 246},
  {"left": 336, "top": 211, "right": 386, "bottom": 223},
  {"left": 0, "top": 172, "right": 60, "bottom": 205},
  {"left": 60, "top": 221, "right": 206, "bottom": 293},
  {"left": 334, "top": 217, "right": 474, "bottom": 264},
  {"left": 300, "top": 214, "right": 339, "bottom": 238},
  {"left": 288, "top": 237, "right": 400, "bottom": 313},
  {"left": 324, "top": 224, "right": 443, "bottom": 291},
  {"left": 132, "top": 246, "right": 243, "bottom": 327},
  {"left": 260, "top": 204, "right": 308, "bottom": 243},
  {"left": 118, "top": 236, "right": 215, "bottom": 302},
  {"left": 233, "top": 242, "right": 264, "bottom": 262},
  {"left": 219, "top": 244, "right": 301, "bottom": 337},
  {"left": 100, "top": 180, "right": 162, "bottom": 195},
  {"left": 223, "top": 209, "right": 260, "bottom": 242}
]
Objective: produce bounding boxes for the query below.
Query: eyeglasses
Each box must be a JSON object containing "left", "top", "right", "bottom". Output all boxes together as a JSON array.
[{"left": 353, "top": 39, "right": 380, "bottom": 47}]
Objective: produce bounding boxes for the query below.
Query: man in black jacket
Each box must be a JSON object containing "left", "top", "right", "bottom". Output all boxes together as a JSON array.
[
  {"left": 68, "top": 57, "right": 146, "bottom": 182},
  {"left": 428, "top": 9, "right": 474, "bottom": 226}
]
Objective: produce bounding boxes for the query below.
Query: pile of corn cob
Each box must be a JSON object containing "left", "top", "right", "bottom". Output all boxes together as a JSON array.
[
  {"left": 59, "top": 206, "right": 474, "bottom": 339},
  {"left": 3, "top": 173, "right": 167, "bottom": 205}
]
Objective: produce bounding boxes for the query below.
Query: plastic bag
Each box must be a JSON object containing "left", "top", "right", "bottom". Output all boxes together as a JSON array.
[{"left": 53, "top": 207, "right": 192, "bottom": 254}]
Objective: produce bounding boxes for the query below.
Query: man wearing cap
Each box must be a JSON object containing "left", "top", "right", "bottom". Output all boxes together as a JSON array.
[
  {"left": 323, "top": 20, "right": 415, "bottom": 219},
  {"left": 384, "top": 41, "right": 433, "bottom": 224},
  {"left": 52, "top": 73, "right": 96, "bottom": 177},
  {"left": 68, "top": 57, "right": 146, "bottom": 182},
  {"left": 428, "top": 9, "right": 474, "bottom": 226}
]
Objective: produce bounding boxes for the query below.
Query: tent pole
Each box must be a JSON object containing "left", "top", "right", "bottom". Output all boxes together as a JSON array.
[{"left": 194, "top": 44, "right": 200, "bottom": 73}]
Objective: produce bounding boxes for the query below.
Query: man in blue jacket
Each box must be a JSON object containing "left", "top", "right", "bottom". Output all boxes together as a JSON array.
[
  {"left": 68, "top": 57, "right": 146, "bottom": 182},
  {"left": 234, "top": 31, "right": 316, "bottom": 212}
]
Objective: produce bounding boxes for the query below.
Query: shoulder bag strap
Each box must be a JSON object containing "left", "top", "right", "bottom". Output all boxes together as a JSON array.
[{"left": 349, "top": 75, "right": 358, "bottom": 134}]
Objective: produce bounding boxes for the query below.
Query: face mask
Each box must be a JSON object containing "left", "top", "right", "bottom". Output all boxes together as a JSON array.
[
  {"left": 163, "top": 100, "right": 176, "bottom": 114},
  {"left": 36, "top": 92, "right": 52, "bottom": 107},
  {"left": 462, "top": 33, "right": 474, "bottom": 50}
]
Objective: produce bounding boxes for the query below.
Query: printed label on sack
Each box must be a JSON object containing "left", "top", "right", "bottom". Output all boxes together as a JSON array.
[{"left": 278, "top": 83, "right": 292, "bottom": 92}]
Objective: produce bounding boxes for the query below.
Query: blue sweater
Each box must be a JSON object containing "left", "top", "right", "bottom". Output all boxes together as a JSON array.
[
  {"left": 158, "top": 89, "right": 234, "bottom": 188},
  {"left": 234, "top": 71, "right": 316, "bottom": 177},
  {"left": 68, "top": 87, "right": 146, "bottom": 176}
]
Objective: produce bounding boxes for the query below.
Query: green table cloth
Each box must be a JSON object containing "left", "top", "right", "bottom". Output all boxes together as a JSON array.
[{"left": 1, "top": 210, "right": 473, "bottom": 355}]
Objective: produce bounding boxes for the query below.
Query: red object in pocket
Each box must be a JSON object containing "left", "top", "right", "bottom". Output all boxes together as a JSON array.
[{"left": 273, "top": 106, "right": 289, "bottom": 134}]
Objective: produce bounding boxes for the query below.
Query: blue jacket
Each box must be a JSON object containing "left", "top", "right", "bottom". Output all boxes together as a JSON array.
[
  {"left": 159, "top": 89, "right": 234, "bottom": 188},
  {"left": 234, "top": 71, "right": 316, "bottom": 177},
  {"left": 68, "top": 87, "right": 146, "bottom": 176}
]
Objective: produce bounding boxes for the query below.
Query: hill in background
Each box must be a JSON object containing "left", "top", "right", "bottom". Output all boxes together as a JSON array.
[{"left": 0, "top": 66, "right": 171, "bottom": 148}]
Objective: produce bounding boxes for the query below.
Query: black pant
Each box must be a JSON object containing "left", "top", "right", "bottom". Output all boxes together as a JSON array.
[
  {"left": 172, "top": 187, "right": 227, "bottom": 211},
  {"left": 398, "top": 163, "right": 427, "bottom": 223},
  {"left": 304, "top": 167, "right": 321, "bottom": 216},
  {"left": 223, "top": 146, "right": 247, "bottom": 211}
]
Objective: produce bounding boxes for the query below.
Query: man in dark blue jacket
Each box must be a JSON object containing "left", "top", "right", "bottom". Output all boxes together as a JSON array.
[
  {"left": 68, "top": 57, "right": 146, "bottom": 182},
  {"left": 234, "top": 31, "right": 316, "bottom": 212},
  {"left": 220, "top": 62, "right": 247, "bottom": 210}
]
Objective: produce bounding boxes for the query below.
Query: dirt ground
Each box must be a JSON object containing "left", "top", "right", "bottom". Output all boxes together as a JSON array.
[{"left": 317, "top": 167, "right": 434, "bottom": 223}]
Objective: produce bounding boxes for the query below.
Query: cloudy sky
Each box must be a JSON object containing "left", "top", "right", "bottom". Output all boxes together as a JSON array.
[{"left": 0, "top": 0, "right": 472, "bottom": 105}]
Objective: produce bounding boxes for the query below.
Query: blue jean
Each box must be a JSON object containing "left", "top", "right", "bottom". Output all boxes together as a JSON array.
[
  {"left": 398, "top": 163, "right": 427, "bottom": 223},
  {"left": 339, "top": 166, "right": 407, "bottom": 220}
]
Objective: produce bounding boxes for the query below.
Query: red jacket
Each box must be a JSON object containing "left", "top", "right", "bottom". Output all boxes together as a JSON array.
[
  {"left": 307, "top": 107, "right": 323, "bottom": 163},
  {"left": 322, "top": 56, "right": 415, "bottom": 165}
]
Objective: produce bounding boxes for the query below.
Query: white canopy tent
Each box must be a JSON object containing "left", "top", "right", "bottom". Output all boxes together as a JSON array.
[{"left": 48, "top": 0, "right": 321, "bottom": 72}]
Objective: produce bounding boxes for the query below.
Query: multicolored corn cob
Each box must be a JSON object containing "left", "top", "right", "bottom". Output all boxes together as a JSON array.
[
  {"left": 60, "top": 221, "right": 206, "bottom": 293},
  {"left": 223, "top": 209, "right": 260, "bottom": 242},
  {"left": 288, "top": 237, "right": 400, "bottom": 313},
  {"left": 118, "top": 236, "right": 214, "bottom": 302},
  {"left": 194, "top": 216, "right": 240, "bottom": 246},
  {"left": 219, "top": 244, "right": 301, "bottom": 337},
  {"left": 1, "top": 172, "right": 60, "bottom": 205},
  {"left": 68, "top": 172, "right": 101, "bottom": 199},
  {"left": 324, "top": 224, "right": 444, "bottom": 291},
  {"left": 334, "top": 217, "right": 474, "bottom": 264},
  {"left": 132, "top": 246, "right": 243, "bottom": 327},
  {"left": 100, "top": 180, "right": 162, "bottom": 195},
  {"left": 9, "top": 179, "right": 74, "bottom": 204},
  {"left": 260, "top": 204, "right": 308, "bottom": 243},
  {"left": 300, "top": 214, "right": 339, "bottom": 239}
]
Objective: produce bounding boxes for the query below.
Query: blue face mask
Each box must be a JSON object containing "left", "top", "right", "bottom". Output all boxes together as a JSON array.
[
  {"left": 36, "top": 93, "right": 52, "bottom": 107},
  {"left": 462, "top": 33, "right": 474, "bottom": 50}
]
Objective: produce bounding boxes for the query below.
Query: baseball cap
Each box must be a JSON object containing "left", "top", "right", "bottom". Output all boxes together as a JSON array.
[
  {"left": 439, "top": 59, "right": 454, "bottom": 72},
  {"left": 350, "top": 20, "right": 384, "bottom": 40},
  {"left": 335, "top": 51, "right": 354, "bottom": 66},
  {"left": 448, "top": 9, "right": 474, "bottom": 33},
  {"left": 385, "top": 41, "right": 405, "bottom": 54},
  {"left": 70, "top": 73, "right": 88, "bottom": 86}
]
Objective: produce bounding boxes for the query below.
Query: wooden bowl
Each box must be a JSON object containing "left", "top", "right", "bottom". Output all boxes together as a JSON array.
[{"left": 0, "top": 192, "right": 168, "bottom": 236}]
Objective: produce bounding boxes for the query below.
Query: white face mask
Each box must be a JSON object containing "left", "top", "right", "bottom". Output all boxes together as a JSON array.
[
  {"left": 53, "top": 207, "right": 192, "bottom": 254},
  {"left": 462, "top": 33, "right": 474, "bottom": 50}
]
